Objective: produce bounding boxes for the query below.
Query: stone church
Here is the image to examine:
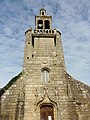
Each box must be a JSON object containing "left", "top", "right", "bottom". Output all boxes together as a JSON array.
[{"left": 0, "top": 8, "right": 90, "bottom": 120}]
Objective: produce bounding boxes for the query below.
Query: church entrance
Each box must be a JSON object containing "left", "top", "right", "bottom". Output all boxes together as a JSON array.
[{"left": 40, "top": 105, "right": 54, "bottom": 120}]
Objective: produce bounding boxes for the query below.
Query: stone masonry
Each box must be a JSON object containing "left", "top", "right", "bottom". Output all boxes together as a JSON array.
[{"left": 0, "top": 8, "right": 90, "bottom": 120}]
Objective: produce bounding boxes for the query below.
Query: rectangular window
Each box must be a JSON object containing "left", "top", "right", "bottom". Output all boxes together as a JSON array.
[
  {"left": 41, "top": 69, "right": 49, "bottom": 83},
  {"left": 42, "top": 12, "right": 44, "bottom": 15},
  {"left": 54, "top": 39, "right": 56, "bottom": 46},
  {"left": 32, "top": 37, "right": 34, "bottom": 47}
]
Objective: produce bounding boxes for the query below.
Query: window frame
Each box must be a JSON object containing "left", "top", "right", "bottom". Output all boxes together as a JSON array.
[{"left": 41, "top": 68, "right": 50, "bottom": 83}]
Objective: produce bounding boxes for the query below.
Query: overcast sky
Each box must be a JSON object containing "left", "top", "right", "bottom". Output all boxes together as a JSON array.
[{"left": 0, "top": 0, "right": 90, "bottom": 88}]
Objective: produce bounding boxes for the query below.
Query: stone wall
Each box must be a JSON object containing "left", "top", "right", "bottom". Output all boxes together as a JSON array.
[
  {"left": 0, "top": 28, "right": 90, "bottom": 120},
  {"left": 0, "top": 72, "right": 25, "bottom": 120},
  {"left": 66, "top": 72, "right": 90, "bottom": 120},
  {"left": 0, "top": 71, "right": 90, "bottom": 120}
]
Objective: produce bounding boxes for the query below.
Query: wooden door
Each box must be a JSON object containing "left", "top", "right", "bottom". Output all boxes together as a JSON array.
[{"left": 40, "top": 105, "right": 54, "bottom": 120}]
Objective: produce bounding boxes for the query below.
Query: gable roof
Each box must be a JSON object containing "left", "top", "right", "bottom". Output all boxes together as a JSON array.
[{"left": 0, "top": 72, "right": 22, "bottom": 96}]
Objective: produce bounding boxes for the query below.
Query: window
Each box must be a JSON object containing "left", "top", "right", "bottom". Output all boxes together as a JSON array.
[
  {"left": 32, "top": 39, "right": 34, "bottom": 47},
  {"left": 40, "top": 105, "right": 54, "bottom": 120},
  {"left": 45, "top": 20, "right": 50, "bottom": 29},
  {"left": 28, "top": 42, "right": 30, "bottom": 44},
  {"left": 54, "top": 39, "right": 56, "bottom": 46},
  {"left": 42, "top": 12, "right": 44, "bottom": 15},
  {"left": 41, "top": 69, "right": 49, "bottom": 83}
]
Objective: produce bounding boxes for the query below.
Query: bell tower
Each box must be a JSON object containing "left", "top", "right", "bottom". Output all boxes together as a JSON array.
[
  {"left": 35, "top": 8, "right": 52, "bottom": 30},
  {"left": 23, "top": 9, "right": 68, "bottom": 120},
  {"left": 24, "top": 8, "right": 65, "bottom": 70}
]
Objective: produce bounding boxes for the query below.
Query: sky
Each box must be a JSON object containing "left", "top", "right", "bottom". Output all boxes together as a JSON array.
[{"left": 0, "top": 0, "right": 90, "bottom": 88}]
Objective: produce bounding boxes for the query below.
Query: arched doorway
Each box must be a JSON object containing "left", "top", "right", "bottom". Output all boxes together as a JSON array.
[{"left": 40, "top": 105, "right": 54, "bottom": 120}]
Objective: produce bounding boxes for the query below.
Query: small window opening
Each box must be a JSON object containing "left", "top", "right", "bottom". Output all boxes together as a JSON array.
[
  {"left": 45, "top": 20, "right": 50, "bottom": 29},
  {"left": 49, "top": 30, "right": 51, "bottom": 33},
  {"left": 32, "top": 39, "right": 34, "bottom": 47},
  {"left": 28, "top": 42, "right": 30, "bottom": 44},
  {"left": 52, "top": 30, "right": 54, "bottom": 33},
  {"left": 40, "top": 30, "right": 42, "bottom": 33},
  {"left": 34, "top": 30, "right": 36, "bottom": 33},
  {"left": 38, "top": 20, "right": 43, "bottom": 29},
  {"left": 32, "top": 54, "right": 34, "bottom": 58},
  {"left": 46, "top": 30, "right": 48, "bottom": 33},
  {"left": 41, "top": 69, "right": 49, "bottom": 83},
  {"left": 27, "top": 57, "right": 29, "bottom": 59},
  {"left": 42, "top": 12, "right": 44, "bottom": 15},
  {"left": 54, "top": 39, "right": 56, "bottom": 46}
]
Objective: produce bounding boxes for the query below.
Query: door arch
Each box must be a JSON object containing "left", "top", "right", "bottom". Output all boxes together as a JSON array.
[{"left": 40, "top": 105, "right": 54, "bottom": 120}]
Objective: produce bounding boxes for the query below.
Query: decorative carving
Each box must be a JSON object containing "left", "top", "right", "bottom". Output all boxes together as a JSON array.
[{"left": 36, "top": 87, "right": 57, "bottom": 107}]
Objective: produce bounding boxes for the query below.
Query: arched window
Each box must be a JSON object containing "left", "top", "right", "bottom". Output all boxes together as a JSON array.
[
  {"left": 40, "top": 105, "right": 54, "bottom": 120},
  {"left": 38, "top": 20, "right": 43, "bottom": 29},
  {"left": 45, "top": 20, "right": 50, "bottom": 29},
  {"left": 41, "top": 69, "right": 49, "bottom": 83}
]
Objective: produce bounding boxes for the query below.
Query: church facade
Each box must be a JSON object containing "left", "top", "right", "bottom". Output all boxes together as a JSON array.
[{"left": 0, "top": 8, "right": 90, "bottom": 120}]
